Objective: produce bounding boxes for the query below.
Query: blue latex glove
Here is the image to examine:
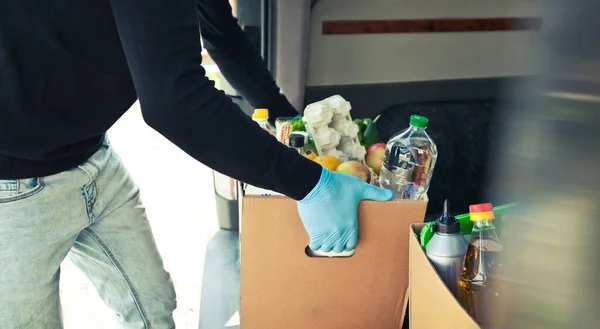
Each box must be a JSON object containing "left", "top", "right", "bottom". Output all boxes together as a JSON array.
[{"left": 297, "top": 167, "right": 395, "bottom": 253}]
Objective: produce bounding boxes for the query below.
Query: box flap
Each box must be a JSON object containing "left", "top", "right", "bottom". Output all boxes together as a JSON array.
[
  {"left": 409, "top": 224, "right": 480, "bottom": 329},
  {"left": 241, "top": 196, "right": 426, "bottom": 329}
]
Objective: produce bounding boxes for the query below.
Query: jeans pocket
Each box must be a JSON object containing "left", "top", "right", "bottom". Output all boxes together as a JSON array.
[{"left": 0, "top": 178, "right": 45, "bottom": 203}]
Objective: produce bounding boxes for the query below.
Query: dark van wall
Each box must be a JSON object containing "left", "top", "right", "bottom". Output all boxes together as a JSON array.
[{"left": 304, "top": 78, "right": 523, "bottom": 214}]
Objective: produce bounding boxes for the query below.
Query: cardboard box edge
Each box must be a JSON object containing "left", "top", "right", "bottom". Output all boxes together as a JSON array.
[{"left": 409, "top": 224, "right": 481, "bottom": 329}]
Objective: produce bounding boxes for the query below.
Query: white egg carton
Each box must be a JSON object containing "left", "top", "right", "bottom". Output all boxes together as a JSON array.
[{"left": 302, "top": 95, "right": 366, "bottom": 162}]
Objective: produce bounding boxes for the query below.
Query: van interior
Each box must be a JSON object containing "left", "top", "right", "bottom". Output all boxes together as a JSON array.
[{"left": 202, "top": 1, "right": 540, "bottom": 328}]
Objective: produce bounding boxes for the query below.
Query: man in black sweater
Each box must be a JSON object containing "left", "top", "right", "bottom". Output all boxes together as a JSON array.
[{"left": 0, "top": 0, "right": 393, "bottom": 327}]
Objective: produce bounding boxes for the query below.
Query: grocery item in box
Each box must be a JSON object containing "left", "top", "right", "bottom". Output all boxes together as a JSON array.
[
  {"left": 379, "top": 114, "right": 437, "bottom": 200},
  {"left": 302, "top": 95, "right": 366, "bottom": 162},
  {"left": 320, "top": 148, "right": 345, "bottom": 161},
  {"left": 457, "top": 203, "right": 505, "bottom": 328},
  {"left": 277, "top": 121, "right": 293, "bottom": 146},
  {"left": 303, "top": 104, "right": 333, "bottom": 129},
  {"left": 311, "top": 127, "right": 341, "bottom": 151},
  {"left": 276, "top": 116, "right": 307, "bottom": 146},
  {"left": 331, "top": 118, "right": 359, "bottom": 138},
  {"left": 288, "top": 132, "right": 313, "bottom": 156},
  {"left": 326, "top": 95, "right": 352, "bottom": 115},
  {"left": 419, "top": 203, "right": 517, "bottom": 249},
  {"left": 339, "top": 137, "right": 366, "bottom": 160},
  {"left": 425, "top": 200, "right": 468, "bottom": 297},
  {"left": 252, "top": 109, "right": 276, "bottom": 136}
]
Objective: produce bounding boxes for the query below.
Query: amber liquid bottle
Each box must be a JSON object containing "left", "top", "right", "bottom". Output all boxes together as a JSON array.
[{"left": 457, "top": 203, "right": 505, "bottom": 328}]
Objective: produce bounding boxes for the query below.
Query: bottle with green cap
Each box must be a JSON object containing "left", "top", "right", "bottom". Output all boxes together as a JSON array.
[{"left": 378, "top": 114, "right": 438, "bottom": 200}]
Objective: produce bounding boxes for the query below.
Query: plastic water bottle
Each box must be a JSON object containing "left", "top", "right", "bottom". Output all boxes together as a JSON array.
[
  {"left": 378, "top": 114, "right": 437, "bottom": 200},
  {"left": 426, "top": 200, "right": 468, "bottom": 296}
]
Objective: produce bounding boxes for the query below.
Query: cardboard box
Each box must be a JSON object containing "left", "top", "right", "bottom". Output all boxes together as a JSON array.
[
  {"left": 409, "top": 224, "right": 480, "bottom": 329},
  {"left": 240, "top": 195, "right": 427, "bottom": 329}
]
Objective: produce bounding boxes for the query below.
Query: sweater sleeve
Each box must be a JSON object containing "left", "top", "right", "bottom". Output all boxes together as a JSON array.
[
  {"left": 196, "top": 0, "right": 299, "bottom": 119},
  {"left": 108, "top": 0, "right": 321, "bottom": 200}
]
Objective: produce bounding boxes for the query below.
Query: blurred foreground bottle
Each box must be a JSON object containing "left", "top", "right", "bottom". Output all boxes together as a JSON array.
[{"left": 492, "top": 1, "right": 600, "bottom": 328}]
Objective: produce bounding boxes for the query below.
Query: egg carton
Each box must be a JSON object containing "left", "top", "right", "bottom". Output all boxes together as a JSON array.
[{"left": 302, "top": 95, "right": 366, "bottom": 163}]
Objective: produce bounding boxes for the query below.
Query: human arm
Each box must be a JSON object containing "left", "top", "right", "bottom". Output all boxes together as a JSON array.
[
  {"left": 108, "top": 0, "right": 319, "bottom": 199},
  {"left": 196, "top": 0, "right": 299, "bottom": 119},
  {"left": 108, "top": 0, "right": 394, "bottom": 251}
]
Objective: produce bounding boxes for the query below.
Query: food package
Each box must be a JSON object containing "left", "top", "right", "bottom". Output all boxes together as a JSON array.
[
  {"left": 302, "top": 95, "right": 366, "bottom": 162},
  {"left": 275, "top": 116, "right": 308, "bottom": 146},
  {"left": 277, "top": 122, "right": 293, "bottom": 146}
]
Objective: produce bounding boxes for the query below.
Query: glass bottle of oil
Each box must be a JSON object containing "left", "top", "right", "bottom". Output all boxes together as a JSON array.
[{"left": 457, "top": 203, "right": 505, "bottom": 328}]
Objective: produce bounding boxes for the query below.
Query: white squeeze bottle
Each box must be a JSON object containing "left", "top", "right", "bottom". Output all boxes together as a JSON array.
[
  {"left": 425, "top": 200, "right": 468, "bottom": 296},
  {"left": 379, "top": 114, "right": 437, "bottom": 200}
]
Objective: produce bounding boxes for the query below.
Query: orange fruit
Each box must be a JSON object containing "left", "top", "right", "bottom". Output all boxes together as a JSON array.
[
  {"left": 313, "top": 155, "right": 341, "bottom": 171},
  {"left": 303, "top": 150, "right": 317, "bottom": 160}
]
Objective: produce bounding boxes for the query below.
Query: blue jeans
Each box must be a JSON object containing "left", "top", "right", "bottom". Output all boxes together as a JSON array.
[{"left": 0, "top": 140, "right": 176, "bottom": 328}]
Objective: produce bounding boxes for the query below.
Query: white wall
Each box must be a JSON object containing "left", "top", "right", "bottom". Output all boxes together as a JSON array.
[
  {"left": 273, "top": 0, "right": 312, "bottom": 110},
  {"left": 306, "top": 0, "right": 541, "bottom": 87}
]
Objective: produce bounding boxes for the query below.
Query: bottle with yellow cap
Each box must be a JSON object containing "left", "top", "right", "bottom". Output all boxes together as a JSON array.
[
  {"left": 457, "top": 203, "right": 505, "bottom": 328},
  {"left": 252, "top": 108, "right": 276, "bottom": 136}
]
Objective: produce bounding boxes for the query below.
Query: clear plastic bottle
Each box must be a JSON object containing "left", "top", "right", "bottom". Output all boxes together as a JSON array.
[
  {"left": 378, "top": 115, "right": 438, "bottom": 200},
  {"left": 252, "top": 108, "right": 277, "bottom": 136}
]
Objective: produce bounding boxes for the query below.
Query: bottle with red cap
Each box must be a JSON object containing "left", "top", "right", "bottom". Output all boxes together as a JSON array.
[{"left": 457, "top": 203, "right": 505, "bottom": 328}]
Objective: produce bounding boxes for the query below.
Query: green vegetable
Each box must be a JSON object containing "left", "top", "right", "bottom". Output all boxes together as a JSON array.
[
  {"left": 308, "top": 138, "right": 319, "bottom": 156},
  {"left": 354, "top": 119, "right": 365, "bottom": 131},
  {"left": 290, "top": 117, "right": 306, "bottom": 132},
  {"left": 362, "top": 114, "right": 381, "bottom": 148},
  {"left": 353, "top": 119, "right": 366, "bottom": 145}
]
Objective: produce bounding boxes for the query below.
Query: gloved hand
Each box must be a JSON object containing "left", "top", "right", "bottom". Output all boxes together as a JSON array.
[{"left": 297, "top": 167, "right": 395, "bottom": 253}]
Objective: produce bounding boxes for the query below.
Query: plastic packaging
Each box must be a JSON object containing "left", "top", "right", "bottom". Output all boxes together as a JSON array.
[{"left": 379, "top": 114, "right": 438, "bottom": 200}]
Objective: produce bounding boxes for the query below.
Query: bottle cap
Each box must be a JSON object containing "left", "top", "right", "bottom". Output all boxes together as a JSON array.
[
  {"left": 469, "top": 203, "right": 495, "bottom": 221},
  {"left": 435, "top": 199, "right": 461, "bottom": 234},
  {"left": 409, "top": 115, "right": 429, "bottom": 129},
  {"left": 252, "top": 108, "right": 269, "bottom": 120},
  {"left": 289, "top": 134, "right": 305, "bottom": 148}
]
